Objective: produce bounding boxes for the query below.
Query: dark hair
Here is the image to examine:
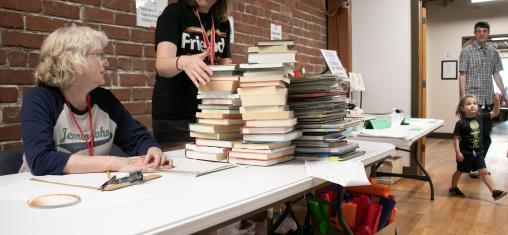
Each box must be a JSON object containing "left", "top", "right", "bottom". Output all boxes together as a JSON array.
[
  {"left": 474, "top": 21, "right": 490, "bottom": 31},
  {"left": 185, "top": 0, "right": 230, "bottom": 22},
  {"left": 456, "top": 95, "right": 476, "bottom": 118}
]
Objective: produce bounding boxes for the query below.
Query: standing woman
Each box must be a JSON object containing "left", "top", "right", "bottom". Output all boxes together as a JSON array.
[
  {"left": 153, "top": 0, "right": 232, "bottom": 147},
  {"left": 21, "top": 25, "right": 171, "bottom": 176}
]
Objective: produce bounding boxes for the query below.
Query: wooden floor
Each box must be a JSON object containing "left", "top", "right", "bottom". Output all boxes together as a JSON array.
[{"left": 392, "top": 122, "right": 508, "bottom": 234}]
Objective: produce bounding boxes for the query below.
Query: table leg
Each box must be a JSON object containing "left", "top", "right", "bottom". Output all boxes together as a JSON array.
[
  {"left": 267, "top": 208, "right": 273, "bottom": 235},
  {"left": 268, "top": 198, "right": 304, "bottom": 234},
  {"left": 370, "top": 163, "right": 383, "bottom": 178},
  {"left": 270, "top": 201, "right": 301, "bottom": 233},
  {"left": 413, "top": 151, "right": 435, "bottom": 200},
  {"left": 336, "top": 186, "right": 353, "bottom": 235},
  {"left": 374, "top": 147, "right": 435, "bottom": 200}
]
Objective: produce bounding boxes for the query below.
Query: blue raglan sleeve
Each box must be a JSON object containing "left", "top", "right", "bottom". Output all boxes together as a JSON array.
[
  {"left": 99, "top": 90, "right": 159, "bottom": 156},
  {"left": 21, "top": 88, "right": 71, "bottom": 175}
]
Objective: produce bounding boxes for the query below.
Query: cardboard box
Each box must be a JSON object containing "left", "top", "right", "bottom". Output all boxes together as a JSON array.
[
  {"left": 376, "top": 222, "right": 396, "bottom": 235},
  {"left": 377, "top": 156, "right": 403, "bottom": 185}
]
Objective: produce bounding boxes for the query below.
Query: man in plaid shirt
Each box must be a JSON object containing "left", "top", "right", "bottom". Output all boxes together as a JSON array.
[{"left": 459, "top": 21, "right": 507, "bottom": 177}]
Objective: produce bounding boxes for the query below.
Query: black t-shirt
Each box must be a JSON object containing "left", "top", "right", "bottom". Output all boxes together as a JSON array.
[
  {"left": 453, "top": 113, "right": 490, "bottom": 152},
  {"left": 153, "top": 1, "right": 231, "bottom": 120}
]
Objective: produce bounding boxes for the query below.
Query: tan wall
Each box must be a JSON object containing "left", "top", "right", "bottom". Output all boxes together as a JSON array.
[{"left": 426, "top": 0, "right": 508, "bottom": 133}]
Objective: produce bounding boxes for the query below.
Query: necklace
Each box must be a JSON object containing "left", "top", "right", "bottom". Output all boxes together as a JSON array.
[
  {"left": 61, "top": 91, "right": 94, "bottom": 156},
  {"left": 193, "top": 8, "right": 216, "bottom": 64}
]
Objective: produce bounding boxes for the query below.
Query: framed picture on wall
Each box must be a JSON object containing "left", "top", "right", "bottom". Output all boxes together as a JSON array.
[{"left": 441, "top": 60, "right": 457, "bottom": 80}]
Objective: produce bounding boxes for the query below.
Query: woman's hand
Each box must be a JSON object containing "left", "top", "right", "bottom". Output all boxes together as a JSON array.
[
  {"left": 180, "top": 47, "right": 213, "bottom": 88},
  {"left": 116, "top": 157, "right": 157, "bottom": 172},
  {"left": 113, "top": 148, "right": 172, "bottom": 173},
  {"left": 144, "top": 147, "right": 172, "bottom": 169},
  {"left": 115, "top": 152, "right": 168, "bottom": 172}
]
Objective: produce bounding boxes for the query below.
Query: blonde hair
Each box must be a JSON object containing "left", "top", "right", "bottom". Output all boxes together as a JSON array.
[
  {"left": 456, "top": 95, "right": 476, "bottom": 118},
  {"left": 185, "top": 0, "right": 230, "bottom": 22},
  {"left": 34, "top": 25, "right": 108, "bottom": 88}
]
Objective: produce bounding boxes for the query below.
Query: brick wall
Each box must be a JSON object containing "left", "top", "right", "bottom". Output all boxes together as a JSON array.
[
  {"left": 230, "top": 0, "right": 327, "bottom": 73},
  {"left": 0, "top": 0, "right": 327, "bottom": 150}
]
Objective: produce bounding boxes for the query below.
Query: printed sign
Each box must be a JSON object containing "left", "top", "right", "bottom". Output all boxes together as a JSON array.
[
  {"left": 270, "top": 23, "right": 282, "bottom": 40},
  {"left": 228, "top": 16, "right": 234, "bottom": 43},
  {"left": 136, "top": 0, "right": 166, "bottom": 28},
  {"left": 320, "top": 49, "right": 347, "bottom": 77}
]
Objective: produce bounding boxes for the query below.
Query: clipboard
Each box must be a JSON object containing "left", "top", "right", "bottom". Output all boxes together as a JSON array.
[{"left": 30, "top": 172, "right": 161, "bottom": 191}]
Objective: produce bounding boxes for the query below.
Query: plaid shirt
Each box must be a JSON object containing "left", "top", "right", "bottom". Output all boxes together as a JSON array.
[{"left": 459, "top": 41, "right": 504, "bottom": 105}]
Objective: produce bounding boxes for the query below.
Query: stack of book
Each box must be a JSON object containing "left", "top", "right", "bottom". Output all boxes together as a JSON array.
[
  {"left": 247, "top": 40, "right": 296, "bottom": 64},
  {"left": 185, "top": 65, "right": 243, "bottom": 162},
  {"left": 228, "top": 62, "right": 301, "bottom": 166},
  {"left": 288, "top": 74, "right": 363, "bottom": 160}
]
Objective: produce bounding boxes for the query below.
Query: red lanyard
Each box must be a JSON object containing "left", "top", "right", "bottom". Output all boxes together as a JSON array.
[
  {"left": 193, "top": 9, "right": 215, "bottom": 65},
  {"left": 62, "top": 93, "right": 94, "bottom": 156}
]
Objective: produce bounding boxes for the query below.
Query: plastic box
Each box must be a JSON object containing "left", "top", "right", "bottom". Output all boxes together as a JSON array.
[{"left": 377, "top": 156, "right": 403, "bottom": 185}]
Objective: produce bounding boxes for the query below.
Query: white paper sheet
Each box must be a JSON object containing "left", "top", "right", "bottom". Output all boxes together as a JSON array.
[
  {"left": 358, "top": 128, "right": 409, "bottom": 139},
  {"left": 305, "top": 160, "right": 370, "bottom": 187},
  {"left": 135, "top": 0, "right": 166, "bottom": 28},
  {"left": 409, "top": 118, "right": 439, "bottom": 126},
  {"left": 160, "top": 158, "right": 235, "bottom": 176}
]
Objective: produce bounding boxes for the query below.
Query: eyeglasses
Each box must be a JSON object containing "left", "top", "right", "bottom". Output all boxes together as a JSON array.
[{"left": 90, "top": 52, "right": 108, "bottom": 62}]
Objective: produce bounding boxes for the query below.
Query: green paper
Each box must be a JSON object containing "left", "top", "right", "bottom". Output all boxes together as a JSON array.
[
  {"left": 428, "top": 119, "right": 437, "bottom": 123},
  {"left": 401, "top": 115, "right": 412, "bottom": 125},
  {"left": 365, "top": 117, "right": 391, "bottom": 129}
]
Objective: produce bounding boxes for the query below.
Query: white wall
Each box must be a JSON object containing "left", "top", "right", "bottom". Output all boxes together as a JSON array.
[
  {"left": 427, "top": 0, "right": 508, "bottom": 133},
  {"left": 352, "top": 0, "right": 411, "bottom": 114}
]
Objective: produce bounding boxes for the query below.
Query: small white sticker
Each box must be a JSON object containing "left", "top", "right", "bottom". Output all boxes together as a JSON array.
[
  {"left": 228, "top": 16, "right": 234, "bottom": 43},
  {"left": 270, "top": 23, "right": 282, "bottom": 40}
]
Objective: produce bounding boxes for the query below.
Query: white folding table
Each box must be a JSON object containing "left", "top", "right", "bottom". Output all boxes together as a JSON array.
[
  {"left": 0, "top": 141, "right": 394, "bottom": 235},
  {"left": 350, "top": 118, "right": 444, "bottom": 200}
]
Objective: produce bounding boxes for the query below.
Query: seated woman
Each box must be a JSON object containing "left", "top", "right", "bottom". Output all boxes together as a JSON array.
[{"left": 21, "top": 25, "right": 171, "bottom": 176}]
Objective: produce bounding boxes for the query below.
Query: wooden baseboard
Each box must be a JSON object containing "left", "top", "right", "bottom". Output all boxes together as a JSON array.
[{"left": 427, "top": 132, "right": 453, "bottom": 139}]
